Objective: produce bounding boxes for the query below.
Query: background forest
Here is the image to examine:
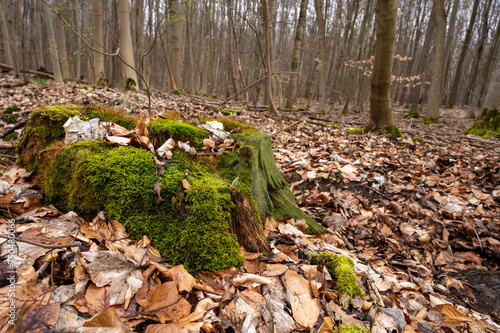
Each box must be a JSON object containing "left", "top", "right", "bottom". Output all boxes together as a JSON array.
[{"left": 0, "top": 0, "right": 499, "bottom": 116}]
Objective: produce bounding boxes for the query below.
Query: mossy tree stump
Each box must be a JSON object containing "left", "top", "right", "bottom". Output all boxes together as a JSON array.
[{"left": 16, "top": 104, "right": 323, "bottom": 272}]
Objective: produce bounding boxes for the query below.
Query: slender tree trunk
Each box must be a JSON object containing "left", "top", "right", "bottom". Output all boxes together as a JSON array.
[
  {"left": 447, "top": 0, "right": 480, "bottom": 107},
  {"left": 285, "top": 0, "right": 308, "bottom": 109},
  {"left": 56, "top": 6, "right": 71, "bottom": 81},
  {"left": 118, "top": 0, "right": 138, "bottom": 86},
  {"left": 425, "top": 0, "right": 446, "bottom": 121},
  {"left": 468, "top": 18, "right": 500, "bottom": 116},
  {"left": 42, "top": 1, "right": 63, "bottom": 83},
  {"left": 369, "top": 0, "right": 399, "bottom": 132},
  {"left": 314, "top": 0, "right": 327, "bottom": 111},
  {"left": 441, "top": 0, "right": 458, "bottom": 100},
  {"left": 92, "top": 0, "right": 106, "bottom": 84},
  {"left": 0, "top": 0, "right": 15, "bottom": 71},
  {"left": 463, "top": 0, "right": 493, "bottom": 106},
  {"left": 170, "top": 0, "right": 183, "bottom": 89},
  {"left": 261, "top": 0, "right": 278, "bottom": 114}
]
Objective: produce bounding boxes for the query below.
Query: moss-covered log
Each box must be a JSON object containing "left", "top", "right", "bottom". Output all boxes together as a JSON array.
[
  {"left": 16, "top": 104, "right": 324, "bottom": 271},
  {"left": 464, "top": 108, "right": 500, "bottom": 138}
]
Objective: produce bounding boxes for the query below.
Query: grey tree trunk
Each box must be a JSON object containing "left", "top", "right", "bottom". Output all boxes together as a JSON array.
[
  {"left": 482, "top": 57, "right": 500, "bottom": 110},
  {"left": 314, "top": 0, "right": 327, "bottom": 112},
  {"left": 92, "top": 0, "right": 106, "bottom": 84},
  {"left": 467, "top": 18, "right": 500, "bottom": 116},
  {"left": 285, "top": 0, "right": 308, "bottom": 109},
  {"left": 42, "top": 1, "right": 63, "bottom": 83},
  {"left": 169, "top": 0, "right": 183, "bottom": 90},
  {"left": 261, "top": 0, "right": 278, "bottom": 114},
  {"left": 118, "top": 0, "right": 138, "bottom": 86},
  {"left": 447, "top": 0, "right": 480, "bottom": 107},
  {"left": 425, "top": 0, "right": 446, "bottom": 121},
  {"left": 369, "top": 0, "right": 398, "bottom": 132},
  {"left": 56, "top": 7, "right": 71, "bottom": 81},
  {"left": 0, "top": 0, "right": 15, "bottom": 71}
]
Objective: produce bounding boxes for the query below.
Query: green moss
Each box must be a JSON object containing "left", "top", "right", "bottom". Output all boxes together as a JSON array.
[
  {"left": 404, "top": 112, "right": 420, "bottom": 119},
  {"left": 312, "top": 252, "right": 365, "bottom": 300},
  {"left": 3, "top": 105, "right": 20, "bottom": 114},
  {"left": 334, "top": 324, "right": 370, "bottom": 333},
  {"left": 171, "top": 176, "right": 244, "bottom": 272},
  {"left": 216, "top": 109, "right": 242, "bottom": 116},
  {"left": 384, "top": 125, "right": 403, "bottom": 138},
  {"left": 420, "top": 118, "right": 440, "bottom": 124},
  {"left": 346, "top": 128, "right": 364, "bottom": 135},
  {"left": 217, "top": 118, "right": 257, "bottom": 133},
  {"left": 3, "top": 132, "right": 17, "bottom": 141},
  {"left": 7, "top": 115, "right": 18, "bottom": 124},
  {"left": 147, "top": 119, "right": 209, "bottom": 147},
  {"left": 412, "top": 137, "right": 423, "bottom": 142},
  {"left": 83, "top": 105, "right": 137, "bottom": 130},
  {"left": 124, "top": 78, "right": 137, "bottom": 91},
  {"left": 16, "top": 104, "right": 137, "bottom": 172},
  {"left": 16, "top": 105, "right": 80, "bottom": 171},
  {"left": 41, "top": 142, "right": 243, "bottom": 273},
  {"left": 173, "top": 89, "right": 184, "bottom": 95},
  {"left": 463, "top": 108, "right": 499, "bottom": 138}
]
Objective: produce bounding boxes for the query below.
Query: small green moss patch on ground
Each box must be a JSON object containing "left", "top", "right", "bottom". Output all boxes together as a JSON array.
[
  {"left": 334, "top": 323, "right": 371, "bottom": 333},
  {"left": 312, "top": 252, "right": 365, "bottom": 300},
  {"left": 404, "top": 112, "right": 420, "bottom": 119},
  {"left": 420, "top": 118, "right": 440, "bottom": 124},
  {"left": 3, "top": 132, "right": 18, "bottom": 141},
  {"left": 148, "top": 119, "right": 210, "bottom": 147},
  {"left": 412, "top": 137, "right": 423, "bottom": 142},
  {"left": 216, "top": 108, "right": 241, "bottom": 116},
  {"left": 384, "top": 125, "right": 403, "bottom": 137},
  {"left": 463, "top": 108, "right": 499, "bottom": 138},
  {"left": 7, "top": 115, "right": 18, "bottom": 123},
  {"left": 3, "top": 105, "right": 20, "bottom": 114},
  {"left": 346, "top": 128, "right": 364, "bottom": 135}
]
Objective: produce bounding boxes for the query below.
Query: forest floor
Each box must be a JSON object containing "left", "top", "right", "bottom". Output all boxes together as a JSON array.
[{"left": 0, "top": 73, "right": 499, "bottom": 333}]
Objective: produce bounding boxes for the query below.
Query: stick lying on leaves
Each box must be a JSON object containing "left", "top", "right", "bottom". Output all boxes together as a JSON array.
[{"left": 0, "top": 234, "right": 82, "bottom": 249}]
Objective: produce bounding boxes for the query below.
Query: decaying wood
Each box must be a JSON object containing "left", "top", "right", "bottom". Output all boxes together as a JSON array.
[{"left": 230, "top": 190, "right": 272, "bottom": 255}]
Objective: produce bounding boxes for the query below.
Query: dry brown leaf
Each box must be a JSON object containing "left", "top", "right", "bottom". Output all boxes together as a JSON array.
[
  {"left": 289, "top": 293, "right": 319, "bottom": 329},
  {"left": 161, "top": 265, "right": 195, "bottom": 293},
  {"left": 144, "top": 282, "right": 191, "bottom": 323},
  {"left": 436, "top": 304, "right": 470, "bottom": 323}
]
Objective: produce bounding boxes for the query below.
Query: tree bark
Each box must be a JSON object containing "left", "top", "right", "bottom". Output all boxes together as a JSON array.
[
  {"left": 56, "top": 6, "right": 71, "bottom": 81},
  {"left": 118, "top": 0, "right": 138, "bottom": 86},
  {"left": 92, "top": 0, "right": 106, "bottom": 84},
  {"left": 285, "top": 0, "right": 308, "bottom": 109},
  {"left": 169, "top": 0, "right": 183, "bottom": 90},
  {"left": 42, "top": 1, "right": 63, "bottom": 83},
  {"left": 482, "top": 55, "right": 500, "bottom": 111},
  {"left": 314, "top": 0, "right": 327, "bottom": 112},
  {"left": 425, "top": 0, "right": 446, "bottom": 121},
  {"left": 447, "top": 0, "right": 480, "bottom": 107},
  {"left": 467, "top": 18, "right": 500, "bottom": 116},
  {"left": 0, "top": 0, "right": 15, "bottom": 72},
  {"left": 369, "top": 0, "right": 399, "bottom": 131},
  {"left": 261, "top": 0, "right": 278, "bottom": 114}
]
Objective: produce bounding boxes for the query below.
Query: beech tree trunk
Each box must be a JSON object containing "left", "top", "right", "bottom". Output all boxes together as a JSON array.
[
  {"left": 92, "top": 0, "right": 106, "bottom": 84},
  {"left": 425, "top": 0, "right": 446, "bottom": 121},
  {"left": 0, "top": 0, "right": 14, "bottom": 72},
  {"left": 118, "top": 0, "right": 138, "bottom": 86},
  {"left": 369, "top": 0, "right": 398, "bottom": 130},
  {"left": 42, "top": 1, "right": 63, "bottom": 83},
  {"left": 447, "top": 0, "right": 480, "bottom": 107},
  {"left": 314, "top": 0, "right": 327, "bottom": 112},
  {"left": 261, "top": 0, "right": 278, "bottom": 114},
  {"left": 285, "top": 0, "right": 308, "bottom": 109},
  {"left": 56, "top": 7, "right": 71, "bottom": 81},
  {"left": 169, "top": 0, "right": 183, "bottom": 90}
]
